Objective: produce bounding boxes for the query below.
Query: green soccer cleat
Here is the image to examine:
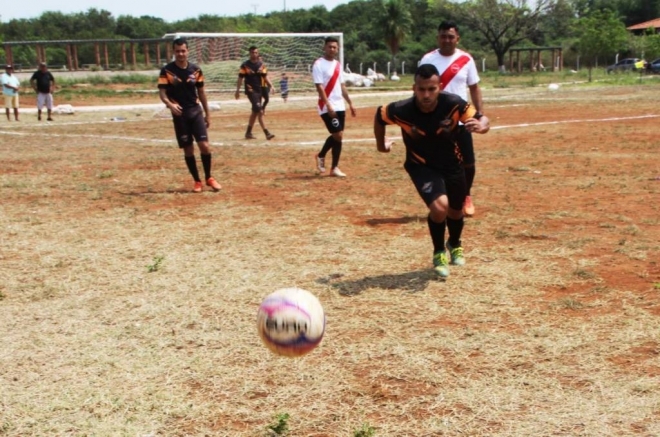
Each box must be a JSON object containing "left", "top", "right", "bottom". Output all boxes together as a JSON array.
[
  {"left": 446, "top": 242, "right": 466, "bottom": 266},
  {"left": 433, "top": 251, "right": 450, "bottom": 278}
]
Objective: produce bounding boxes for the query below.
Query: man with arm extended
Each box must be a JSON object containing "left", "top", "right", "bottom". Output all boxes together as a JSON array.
[{"left": 373, "top": 64, "right": 490, "bottom": 278}]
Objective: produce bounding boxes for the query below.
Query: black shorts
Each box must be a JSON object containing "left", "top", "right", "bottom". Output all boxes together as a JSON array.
[
  {"left": 247, "top": 90, "right": 262, "bottom": 113},
  {"left": 457, "top": 125, "right": 475, "bottom": 166},
  {"left": 404, "top": 160, "right": 466, "bottom": 211},
  {"left": 172, "top": 106, "right": 208, "bottom": 148},
  {"left": 320, "top": 111, "right": 346, "bottom": 134}
]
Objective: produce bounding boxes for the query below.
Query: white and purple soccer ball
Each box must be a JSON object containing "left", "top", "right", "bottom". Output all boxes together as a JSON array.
[{"left": 256, "top": 288, "right": 326, "bottom": 357}]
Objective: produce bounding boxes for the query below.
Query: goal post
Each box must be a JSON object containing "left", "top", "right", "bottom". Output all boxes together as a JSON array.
[{"left": 162, "top": 32, "right": 343, "bottom": 93}]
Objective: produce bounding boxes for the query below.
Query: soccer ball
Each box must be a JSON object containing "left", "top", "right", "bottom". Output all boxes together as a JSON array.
[
  {"left": 548, "top": 83, "right": 560, "bottom": 91},
  {"left": 256, "top": 287, "right": 326, "bottom": 357}
]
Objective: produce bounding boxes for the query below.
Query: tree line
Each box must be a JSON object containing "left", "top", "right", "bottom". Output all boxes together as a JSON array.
[{"left": 1, "top": 0, "right": 659, "bottom": 75}]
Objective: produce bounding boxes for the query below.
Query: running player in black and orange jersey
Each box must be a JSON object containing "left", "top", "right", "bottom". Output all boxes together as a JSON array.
[
  {"left": 373, "top": 64, "right": 490, "bottom": 278},
  {"left": 158, "top": 37, "right": 221, "bottom": 193},
  {"left": 234, "top": 46, "right": 275, "bottom": 140}
]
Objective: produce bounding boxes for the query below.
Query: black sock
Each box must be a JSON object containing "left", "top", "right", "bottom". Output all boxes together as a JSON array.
[
  {"left": 185, "top": 155, "right": 201, "bottom": 182},
  {"left": 427, "top": 214, "right": 446, "bottom": 254},
  {"left": 330, "top": 138, "right": 342, "bottom": 169},
  {"left": 446, "top": 217, "right": 464, "bottom": 248},
  {"left": 246, "top": 125, "right": 253, "bottom": 134},
  {"left": 319, "top": 135, "right": 334, "bottom": 158},
  {"left": 201, "top": 153, "right": 212, "bottom": 180},
  {"left": 464, "top": 165, "right": 476, "bottom": 196}
]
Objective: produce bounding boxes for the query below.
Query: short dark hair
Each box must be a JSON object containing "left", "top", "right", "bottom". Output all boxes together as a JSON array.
[
  {"left": 438, "top": 20, "right": 459, "bottom": 34},
  {"left": 172, "top": 37, "right": 188, "bottom": 48},
  {"left": 324, "top": 36, "right": 339, "bottom": 45},
  {"left": 248, "top": 45, "right": 258, "bottom": 52},
  {"left": 415, "top": 64, "right": 440, "bottom": 80}
]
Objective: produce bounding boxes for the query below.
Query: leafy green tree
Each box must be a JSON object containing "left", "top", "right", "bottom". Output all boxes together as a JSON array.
[
  {"left": 457, "top": 0, "right": 551, "bottom": 72},
  {"left": 538, "top": 0, "right": 578, "bottom": 44},
  {"left": 374, "top": 0, "right": 413, "bottom": 67},
  {"left": 116, "top": 15, "right": 168, "bottom": 39},
  {"left": 645, "top": 32, "right": 660, "bottom": 60},
  {"left": 573, "top": 9, "right": 628, "bottom": 81},
  {"left": 628, "top": 28, "right": 660, "bottom": 61},
  {"left": 570, "top": 0, "right": 660, "bottom": 23}
]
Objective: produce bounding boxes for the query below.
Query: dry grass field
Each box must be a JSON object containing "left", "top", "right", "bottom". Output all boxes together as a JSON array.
[{"left": 1, "top": 81, "right": 659, "bottom": 436}]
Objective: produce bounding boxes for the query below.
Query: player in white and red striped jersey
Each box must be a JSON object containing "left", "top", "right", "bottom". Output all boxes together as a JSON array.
[
  {"left": 420, "top": 20, "right": 484, "bottom": 217},
  {"left": 312, "top": 37, "right": 356, "bottom": 178}
]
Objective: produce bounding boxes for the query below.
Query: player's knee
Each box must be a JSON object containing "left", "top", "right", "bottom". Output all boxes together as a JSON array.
[
  {"left": 198, "top": 142, "right": 211, "bottom": 154},
  {"left": 429, "top": 198, "right": 449, "bottom": 222}
]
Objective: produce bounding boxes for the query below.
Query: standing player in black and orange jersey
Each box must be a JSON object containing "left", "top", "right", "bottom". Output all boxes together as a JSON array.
[
  {"left": 158, "top": 37, "right": 221, "bottom": 193},
  {"left": 373, "top": 64, "right": 490, "bottom": 279},
  {"left": 234, "top": 46, "right": 275, "bottom": 140}
]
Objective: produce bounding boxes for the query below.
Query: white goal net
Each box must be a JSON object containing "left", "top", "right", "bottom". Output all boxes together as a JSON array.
[{"left": 162, "top": 32, "right": 343, "bottom": 94}]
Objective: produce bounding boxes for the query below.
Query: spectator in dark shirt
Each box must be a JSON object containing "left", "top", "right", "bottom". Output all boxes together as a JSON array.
[{"left": 30, "top": 63, "right": 56, "bottom": 121}]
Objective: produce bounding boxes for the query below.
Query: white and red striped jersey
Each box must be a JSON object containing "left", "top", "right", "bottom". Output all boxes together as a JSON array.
[
  {"left": 419, "top": 48, "right": 480, "bottom": 101},
  {"left": 312, "top": 57, "right": 346, "bottom": 115}
]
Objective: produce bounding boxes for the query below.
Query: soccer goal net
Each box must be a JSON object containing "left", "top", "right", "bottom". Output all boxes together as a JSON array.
[{"left": 162, "top": 32, "right": 343, "bottom": 94}]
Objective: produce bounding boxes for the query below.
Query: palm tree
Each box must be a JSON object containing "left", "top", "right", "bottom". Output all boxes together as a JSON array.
[{"left": 375, "top": 0, "right": 413, "bottom": 68}]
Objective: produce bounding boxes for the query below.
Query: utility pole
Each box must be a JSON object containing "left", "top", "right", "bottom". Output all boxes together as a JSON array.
[{"left": 251, "top": 3, "right": 258, "bottom": 14}]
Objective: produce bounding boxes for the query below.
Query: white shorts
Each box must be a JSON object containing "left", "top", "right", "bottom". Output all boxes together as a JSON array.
[
  {"left": 37, "top": 92, "right": 53, "bottom": 110},
  {"left": 4, "top": 95, "right": 19, "bottom": 109}
]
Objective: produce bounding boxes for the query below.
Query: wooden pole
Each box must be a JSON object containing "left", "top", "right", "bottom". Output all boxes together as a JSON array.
[
  {"left": 95, "top": 42, "right": 101, "bottom": 68},
  {"left": 143, "top": 42, "right": 150, "bottom": 67},
  {"left": 66, "top": 44, "right": 73, "bottom": 71},
  {"left": 104, "top": 43, "right": 109, "bottom": 70},
  {"left": 5, "top": 45, "right": 13, "bottom": 67},
  {"left": 131, "top": 42, "right": 137, "bottom": 69},
  {"left": 156, "top": 42, "right": 161, "bottom": 66},
  {"left": 121, "top": 42, "right": 127, "bottom": 68},
  {"left": 73, "top": 44, "right": 79, "bottom": 70}
]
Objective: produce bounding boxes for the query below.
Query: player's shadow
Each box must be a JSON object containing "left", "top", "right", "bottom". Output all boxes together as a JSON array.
[
  {"left": 364, "top": 215, "right": 425, "bottom": 226},
  {"left": 118, "top": 188, "right": 193, "bottom": 196},
  {"left": 317, "top": 270, "right": 435, "bottom": 296},
  {"left": 279, "top": 174, "right": 323, "bottom": 181}
]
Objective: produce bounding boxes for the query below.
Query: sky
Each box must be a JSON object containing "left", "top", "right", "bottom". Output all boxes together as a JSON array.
[{"left": 1, "top": 0, "right": 354, "bottom": 22}]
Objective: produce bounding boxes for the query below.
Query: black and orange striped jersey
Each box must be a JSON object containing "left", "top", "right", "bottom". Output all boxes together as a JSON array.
[
  {"left": 158, "top": 61, "right": 204, "bottom": 111},
  {"left": 375, "top": 92, "right": 477, "bottom": 170},
  {"left": 238, "top": 60, "right": 266, "bottom": 93},
  {"left": 261, "top": 74, "right": 270, "bottom": 89}
]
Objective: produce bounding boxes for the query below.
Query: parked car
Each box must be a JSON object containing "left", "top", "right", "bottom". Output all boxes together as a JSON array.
[
  {"left": 606, "top": 58, "right": 644, "bottom": 73},
  {"left": 649, "top": 58, "right": 660, "bottom": 74}
]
